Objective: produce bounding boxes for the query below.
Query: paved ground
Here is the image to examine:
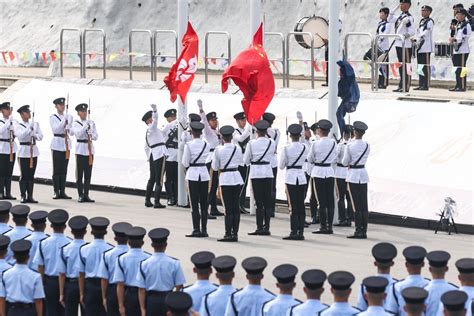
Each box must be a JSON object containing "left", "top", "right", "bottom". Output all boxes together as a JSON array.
[{"left": 5, "top": 182, "right": 473, "bottom": 304}]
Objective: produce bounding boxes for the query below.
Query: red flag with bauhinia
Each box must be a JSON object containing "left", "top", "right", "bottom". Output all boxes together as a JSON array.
[
  {"left": 221, "top": 23, "right": 275, "bottom": 124},
  {"left": 164, "top": 21, "right": 199, "bottom": 103}
]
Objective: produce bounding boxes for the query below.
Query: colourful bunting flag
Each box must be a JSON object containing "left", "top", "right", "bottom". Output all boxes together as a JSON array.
[
  {"left": 8, "top": 51, "right": 15, "bottom": 62},
  {"left": 312, "top": 60, "right": 320, "bottom": 72},
  {"left": 2, "top": 51, "right": 8, "bottom": 64},
  {"left": 42, "top": 52, "right": 47, "bottom": 64},
  {"left": 460, "top": 67, "right": 468, "bottom": 78},
  {"left": 417, "top": 64, "right": 424, "bottom": 76},
  {"left": 50, "top": 51, "right": 56, "bottom": 62}
]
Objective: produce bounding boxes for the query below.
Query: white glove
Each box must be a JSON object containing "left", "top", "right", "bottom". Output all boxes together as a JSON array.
[
  {"left": 197, "top": 99, "right": 203, "bottom": 111},
  {"left": 150, "top": 104, "right": 157, "bottom": 112},
  {"left": 296, "top": 111, "right": 303, "bottom": 122}
]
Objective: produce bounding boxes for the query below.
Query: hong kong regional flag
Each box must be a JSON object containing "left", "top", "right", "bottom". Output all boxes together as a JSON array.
[
  {"left": 221, "top": 23, "right": 275, "bottom": 124},
  {"left": 164, "top": 22, "right": 199, "bottom": 103}
]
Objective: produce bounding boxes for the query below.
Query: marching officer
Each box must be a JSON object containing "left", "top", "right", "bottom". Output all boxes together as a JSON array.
[
  {"left": 306, "top": 123, "right": 319, "bottom": 225},
  {"left": 357, "top": 277, "right": 392, "bottom": 315},
  {"left": 0, "top": 201, "right": 12, "bottom": 234},
  {"left": 388, "top": 0, "right": 416, "bottom": 92},
  {"left": 5, "top": 205, "right": 31, "bottom": 263},
  {"left": 334, "top": 125, "right": 353, "bottom": 227},
  {"left": 441, "top": 291, "right": 469, "bottom": 316},
  {"left": 413, "top": 6, "right": 434, "bottom": 91},
  {"left": 0, "top": 235, "right": 12, "bottom": 274},
  {"left": 142, "top": 104, "right": 167, "bottom": 208},
  {"left": 225, "top": 256, "right": 275, "bottom": 316},
  {"left": 400, "top": 287, "right": 428, "bottom": 316},
  {"left": 279, "top": 124, "right": 308, "bottom": 240},
  {"left": 263, "top": 112, "right": 280, "bottom": 217},
  {"left": 307, "top": 119, "right": 337, "bottom": 235},
  {"left": 25, "top": 211, "right": 49, "bottom": 270},
  {"left": 50, "top": 97, "right": 73, "bottom": 199},
  {"left": 232, "top": 112, "right": 252, "bottom": 214},
  {"left": 262, "top": 264, "right": 301, "bottom": 315},
  {"left": 182, "top": 121, "right": 211, "bottom": 238},
  {"left": 376, "top": 8, "right": 391, "bottom": 89},
  {"left": 344, "top": 121, "right": 371, "bottom": 239},
  {"left": 71, "top": 103, "right": 98, "bottom": 203},
  {"left": 165, "top": 292, "right": 193, "bottom": 316},
  {"left": 14, "top": 105, "right": 43, "bottom": 204},
  {"left": 163, "top": 108, "right": 178, "bottom": 206},
  {"left": 244, "top": 120, "right": 276, "bottom": 236},
  {"left": 455, "top": 258, "right": 474, "bottom": 314},
  {"left": 0, "top": 102, "right": 17, "bottom": 200},
  {"left": 137, "top": 228, "right": 186, "bottom": 316},
  {"left": 319, "top": 271, "right": 360, "bottom": 315},
  {"left": 289, "top": 269, "right": 328, "bottom": 315},
  {"left": 212, "top": 125, "right": 244, "bottom": 242},
  {"left": 200, "top": 256, "right": 238, "bottom": 316},
  {"left": 449, "top": 8, "right": 472, "bottom": 92}
]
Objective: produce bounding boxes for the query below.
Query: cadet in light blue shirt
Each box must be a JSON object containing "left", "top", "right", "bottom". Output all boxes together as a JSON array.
[
  {"left": 137, "top": 228, "right": 186, "bottom": 316},
  {"left": 113, "top": 226, "right": 150, "bottom": 316},
  {"left": 78, "top": 216, "right": 113, "bottom": 316},
  {"left": 0, "top": 201, "right": 13, "bottom": 234},
  {"left": 318, "top": 271, "right": 360, "bottom": 315},
  {"left": 200, "top": 255, "right": 238, "bottom": 316},
  {"left": 289, "top": 269, "right": 328, "bottom": 316},
  {"left": 263, "top": 264, "right": 301, "bottom": 316},
  {"left": 0, "top": 235, "right": 12, "bottom": 274},
  {"left": 400, "top": 287, "right": 428, "bottom": 316},
  {"left": 356, "top": 276, "right": 394, "bottom": 315},
  {"left": 1, "top": 240, "right": 45, "bottom": 315},
  {"left": 57, "top": 215, "right": 88, "bottom": 316},
  {"left": 225, "top": 256, "right": 275, "bottom": 316},
  {"left": 456, "top": 258, "right": 474, "bottom": 316},
  {"left": 98, "top": 222, "right": 131, "bottom": 316},
  {"left": 5, "top": 204, "right": 32, "bottom": 263},
  {"left": 25, "top": 210, "right": 49, "bottom": 270}
]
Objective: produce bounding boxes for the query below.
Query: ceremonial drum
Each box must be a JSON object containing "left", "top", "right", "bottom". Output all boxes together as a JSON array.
[
  {"left": 294, "top": 16, "right": 329, "bottom": 49},
  {"left": 435, "top": 42, "right": 453, "bottom": 58}
]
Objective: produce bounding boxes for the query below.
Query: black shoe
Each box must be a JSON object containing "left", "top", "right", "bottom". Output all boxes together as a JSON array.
[
  {"left": 83, "top": 196, "right": 95, "bottom": 203},
  {"left": 186, "top": 230, "right": 201, "bottom": 238},
  {"left": 200, "top": 231, "right": 209, "bottom": 238},
  {"left": 53, "top": 192, "right": 61, "bottom": 200},
  {"left": 260, "top": 230, "right": 271, "bottom": 236},
  {"left": 167, "top": 199, "right": 176, "bottom": 206},
  {"left": 145, "top": 200, "right": 153, "bottom": 208},
  {"left": 59, "top": 192, "right": 72, "bottom": 199},
  {"left": 282, "top": 234, "right": 299, "bottom": 240},
  {"left": 312, "top": 229, "right": 330, "bottom": 234},
  {"left": 208, "top": 214, "right": 217, "bottom": 220},
  {"left": 248, "top": 230, "right": 264, "bottom": 236},
  {"left": 218, "top": 235, "right": 234, "bottom": 242},
  {"left": 451, "top": 88, "right": 466, "bottom": 92},
  {"left": 78, "top": 196, "right": 85, "bottom": 203},
  {"left": 154, "top": 203, "right": 166, "bottom": 209},
  {"left": 378, "top": 85, "right": 387, "bottom": 89},
  {"left": 321, "top": 83, "right": 328, "bottom": 87},
  {"left": 327, "top": 229, "right": 334, "bottom": 234},
  {"left": 231, "top": 235, "right": 238, "bottom": 242},
  {"left": 449, "top": 87, "right": 458, "bottom": 92},
  {"left": 311, "top": 217, "right": 319, "bottom": 224},
  {"left": 20, "top": 196, "right": 28, "bottom": 204},
  {"left": 210, "top": 208, "right": 224, "bottom": 216},
  {"left": 239, "top": 206, "right": 250, "bottom": 214},
  {"left": 298, "top": 235, "right": 305, "bottom": 240},
  {"left": 26, "top": 197, "right": 38, "bottom": 204},
  {"left": 304, "top": 222, "right": 310, "bottom": 228},
  {"left": 334, "top": 222, "right": 347, "bottom": 227},
  {"left": 3, "top": 195, "right": 16, "bottom": 200},
  {"left": 347, "top": 233, "right": 366, "bottom": 239},
  {"left": 393, "top": 88, "right": 404, "bottom": 92}
]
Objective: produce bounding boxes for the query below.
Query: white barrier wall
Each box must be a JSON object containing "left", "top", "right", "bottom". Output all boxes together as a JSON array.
[{"left": 6, "top": 79, "right": 473, "bottom": 225}]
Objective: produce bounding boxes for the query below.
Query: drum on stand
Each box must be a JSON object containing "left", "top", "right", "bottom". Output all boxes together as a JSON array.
[
  {"left": 435, "top": 42, "right": 453, "bottom": 58},
  {"left": 294, "top": 16, "right": 329, "bottom": 49}
]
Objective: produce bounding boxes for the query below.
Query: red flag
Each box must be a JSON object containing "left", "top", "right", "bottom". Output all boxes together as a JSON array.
[
  {"left": 49, "top": 51, "right": 56, "bottom": 62},
  {"left": 42, "top": 52, "right": 47, "bottom": 64},
  {"left": 164, "top": 22, "right": 199, "bottom": 103},
  {"left": 221, "top": 23, "right": 275, "bottom": 124},
  {"left": 8, "top": 51, "right": 15, "bottom": 62}
]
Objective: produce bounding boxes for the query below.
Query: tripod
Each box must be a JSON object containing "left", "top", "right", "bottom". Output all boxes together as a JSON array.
[{"left": 434, "top": 202, "right": 458, "bottom": 235}]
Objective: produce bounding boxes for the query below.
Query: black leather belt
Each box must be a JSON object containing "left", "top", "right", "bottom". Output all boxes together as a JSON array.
[
  {"left": 0, "top": 138, "right": 10, "bottom": 142},
  {"left": 349, "top": 165, "right": 365, "bottom": 169},
  {"left": 45, "top": 275, "right": 59, "bottom": 279},
  {"left": 20, "top": 142, "right": 31, "bottom": 146},
  {"left": 86, "top": 277, "right": 101, "bottom": 285},
  {"left": 314, "top": 163, "right": 331, "bottom": 167},
  {"left": 150, "top": 142, "right": 165, "bottom": 149},
  {"left": 77, "top": 139, "right": 88, "bottom": 143},
  {"left": 166, "top": 145, "right": 178, "bottom": 149},
  {"left": 189, "top": 163, "right": 206, "bottom": 167},
  {"left": 54, "top": 134, "right": 65, "bottom": 138},
  {"left": 251, "top": 161, "right": 270, "bottom": 165},
  {"left": 221, "top": 168, "right": 238, "bottom": 172},
  {"left": 337, "top": 163, "right": 346, "bottom": 167},
  {"left": 125, "top": 286, "right": 139, "bottom": 293},
  {"left": 66, "top": 277, "right": 78, "bottom": 283},
  {"left": 287, "top": 166, "right": 302, "bottom": 170},
  {"left": 210, "top": 148, "right": 215, "bottom": 152},
  {"left": 8, "top": 302, "right": 33, "bottom": 309}
]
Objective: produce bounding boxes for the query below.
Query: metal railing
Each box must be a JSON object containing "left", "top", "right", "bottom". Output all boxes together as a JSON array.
[
  {"left": 286, "top": 32, "right": 315, "bottom": 89},
  {"left": 343, "top": 32, "right": 375, "bottom": 91},
  {"left": 153, "top": 30, "right": 178, "bottom": 81},
  {"left": 204, "top": 31, "right": 231, "bottom": 83},
  {"left": 60, "top": 28, "right": 84, "bottom": 78},
  {"left": 129, "top": 29, "right": 154, "bottom": 81},
  {"left": 265, "top": 32, "right": 286, "bottom": 87},
  {"left": 374, "top": 34, "right": 406, "bottom": 92},
  {"left": 83, "top": 28, "right": 107, "bottom": 79}
]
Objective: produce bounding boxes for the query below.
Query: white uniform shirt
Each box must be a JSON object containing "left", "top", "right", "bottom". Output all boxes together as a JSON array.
[
  {"left": 356, "top": 306, "right": 394, "bottom": 315},
  {"left": 385, "top": 275, "right": 430, "bottom": 315},
  {"left": 416, "top": 18, "right": 434, "bottom": 53},
  {"left": 388, "top": 11, "right": 416, "bottom": 48},
  {"left": 266, "top": 128, "right": 280, "bottom": 168},
  {"left": 233, "top": 124, "right": 252, "bottom": 153},
  {"left": 453, "top": 21, "right": 472, "bottom": 54},
  {"left": 49, "top": 113, "right": 73, "bottom": 151},
  {"left": 71, "top": 119, "right": 98, "bottom": 156},
  {"left": 263, "top": 294, "right": 301, "bottom": 316},
  {"left": 162, "top": 119, "right": 178, "bottom": 162},
  {"left": 289, "top": 299, "right": 328, "bottom": 315},
  {"left": 357, "top": 274, "right": 397, "bottom": 311},
  {"left": 319, "top": 302, "right": 360, "bottom": 315},
  {"left": 307, "top": 137, "right": 337, "bottom": 179},
  {"left": 200, "top": 112, "right": 221, "bottom": 152},
  {"left": 334, "top": 141, "right": 350, "bottom": 179},
  {"left": 14, "top": 121, "right": 43, "bottom": 158},
  {"left": 182, "top": 138, "right": 211, "bottom": 181},
  {"left": 144, "top": 111, "right": 167, "bottom": 161},
  {"left": 244, "top": 137, "right": 276, "bottom": 179},
  {"left": 342, "top": 139, "right": 370, "bottom": 184},
  {"left": 211, "top": 143, "right": 244, "bottom": 186},
  {"left": 279, "top": 142, "right": 308, "bottom": 185},
  {"left": 0, "top": 117, "right": 17, "bottom": 154},
  {"left": 377, "top": 21, "right": 392, "bottom": 51},
  {"left": 424, "top": 279, "right": 458, "bottom": 316}
]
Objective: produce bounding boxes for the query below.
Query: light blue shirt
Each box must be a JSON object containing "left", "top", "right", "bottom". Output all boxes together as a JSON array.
[
  {"left": 200, "top": 284, "right": 237, "bottom": 316},
  {"left": 5, "top": 226, "right": 31, "bottom": 263},
  {"left": 356, "top": 306, "right": 394, "bottom": 315},
  {"left": 0, "top": 259, "right": 12, "bottom": 274},
  {"left": 424, "top": 279, "right": 458, "bottom": 316},
  {"left": 357, "top": 274, "right": 397, "bottom": 311},
  {"left": 32, "top": 233, "right": 71, "bottom": 276},
  {"left": 57, "top": 239, "right": 86, "bottom": 278},
  {"left": 319, "top": 302, "right": 361, "bottom": 315},
  {"left": 460, "top": 286, "right": 474, "bottom": 316},
  {"left": 225, "top": 284, "right": 276, "bottom": 316},
  {"left": 97, "top": 244, "right": 129, "bottom": 283},
  {"left": 263, "top": 294, "right": 301, "bottom": 316},
  {"left": 0, "top": 223, "right": 12, "bottom": 235},
  {"left": 78, "top": 239, "right": 114, "bottom": 278},
  {"left": 184, "top": 280, "right": 218, "bottom": 313},
  {"left": 385, "top": 275, "right": 430, "bottom": 315},
  {"left": 111, "top": 248, "right": 150, "bottom": 287},
  {"left": 136, "top": 252, "right": 186, "bottom": 291},
  {"left": 289, "top": 299, "right": 328, "bottom": 316},
  {"left": 1, "top": 264, "right": 45, "bottom": 302},
  {"left": 25, "top": 231, "right": 48, "bottom": 270}
]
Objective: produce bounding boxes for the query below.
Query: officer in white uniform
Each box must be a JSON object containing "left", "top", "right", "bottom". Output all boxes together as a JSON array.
[
  {"left": 344, "top": 121, "right": 371, "bottom": 239},
  {"left": 449, "top": 8, "right": 472, "bottom": 92},
  {"left": 334, "top": 125, "right": 353, "bottom": 227},
  {"left": 289, "top": 269, "right": 328, "bottom": 316},
  {"left": 263, "top": 112, "right": 280, "bottom": 217},
  {"left": 182, "top": 122, "right": 211, "bottom": 238},
  {"left": 142, "top": 104, "right": 168, "bottom": 209},
  {"left": 180, "top": 113, "right": 202, "bottom": 146},
  {"left": 14, "top": 105, "right": 43, "bottom": 204},
  {"left": 306, "top": 123, "right": 320, "bottom": 225},
  {"left": 455, "top": 258, "right": 474, "bottom": 315},
  {"left": 319, "top": 271, "right": 360, "bottom": 315},
  {"left": 388, "top": 0, "right": 416, "bottom": 92},
  {"left": 279, "top": 124, "right": 308, "bottom": 240},
  {"left": 441, "top": 290, "right": 469, "bottom": 316},
  {"left": 244, "top": 120, "right": 276, "bottom": 236},
  {"left": 162, "top": 109, "right": 178, "bottom": 206},
  {"left": 357, "top": 277, "right": 393, "bottom": 315},
  {"left": 225, "top": 256, "right": 275, "bottom": 316},
  {"left": 212, "top": 126, "right": 244, "bottom": 242},
  {"left": 184, "top": 251, "right": 217, "bottom": 313},
  {"left": 413, "top": 6, "right": 434, "bottom": 91},
  {"left": 200, "top": 256, "right": 238, "bottom": 316},
  {"left": 49, "top": 97, "right": 73, "bottom": 199},
  {"left": 232, "top": 112, "right": 252, "bottom": 214},
  {"left": 400, "top": 287, "right": 428, "bottom": 316},
  {"left": 0, "top": 202, "right": 12, "bottom": 234},
  {"left": 0, "top": 102, "right": 17, "bottom": 200},
  {"left": 376, "top": 7, "right": 392, "bottom": 89},
  {"left": 71, "top": 103, "right": 98, "bottom": 203},
  {"left": 262, "top": 264, "right": 301, "bottom": 316},
  {"left": 5, "top": 205, "right": 31, "bottom": 263}
]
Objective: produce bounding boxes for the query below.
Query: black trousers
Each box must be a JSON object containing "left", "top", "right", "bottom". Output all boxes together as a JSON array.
[
  {"left": 325, "top": 47, "right": 329, "bottom": 84},
  {"left": 124, "top": 287, "right": 140, "bottom": 316},
  {"left": 64, "top": 279, "right": 83, "bottom": 316},
  {"left": 336, "top": 178, "right": 352, "bottom": 222},
  {"left": 146, "top": 157, "right": 165, "bottom": 202},
  {"left": 206, "top": 163, "right": 219, "bottom": 210},
  {"left": 188, "top": 179, "right": 209, "bottom": 232},
  {"left": 145, "top": 291, "right": 170, "bottom": 316},
  {"left": 270, "top": 167, "right": 278, "bottom": 213},
  {"left": 251, "top": 178, "right": 273, "bottom": 231},
  {"left": 348, "top": 182, "right": 369, "bottom": 235},
  {"left": 305, "top": 174, "right": 318, "bottom": 219},
  {"left": 221, "top": 185, "right": 241, "bottom": 236},
  {"left": 7, "top": 304, "right": 35, "bottom": 316},
  {"left": 19, "top": 157, "right": 37, "bottom": 198},
  {"left": 106, "top": 283, "right": 119, "bottom": 316},
  {"left": 313, "top": 177, "right": 335, "bottom": 230},
  {"left": 396, "top": 46, "right": 413, "bottom": 91},
  {"left": 452, "top": 53, "right": 469, "bottom": 90},
  {"left": 76, "top": 154, "right": 93, "bottom": 198},
  {"left": 238, "top": 165, "right": 249, "bottom": 208},
  {"left": 378, "top": 55, "right": 389, "bottom": 88},
  {"left": 44, "top": 275, "right": 64, "bottom": 316},
  {"left": 287, "top": 183, "right": 306, "bottom": 235},
  {"left": 84, "top": 278, "right": 105, "bottom": 316},
  {"left": 52, "top": 150, "right": 69, "bottom": 194},
  {"left": 164, "top": 161, "right": 178, "bottom": 202},
  {"left": 0, "top": 153, "right": 15, "bottom": 196},
  {"left": 416, "top": 52, "right": 431, "bottom": 88}
]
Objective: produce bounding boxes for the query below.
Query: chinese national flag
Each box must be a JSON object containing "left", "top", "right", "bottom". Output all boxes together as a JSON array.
[
  {"left": 164, "top": 22, "right": 199, "bottom": 103},
  {"left": 221, "top": 23, "right": 275, "bottom": 124}
]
